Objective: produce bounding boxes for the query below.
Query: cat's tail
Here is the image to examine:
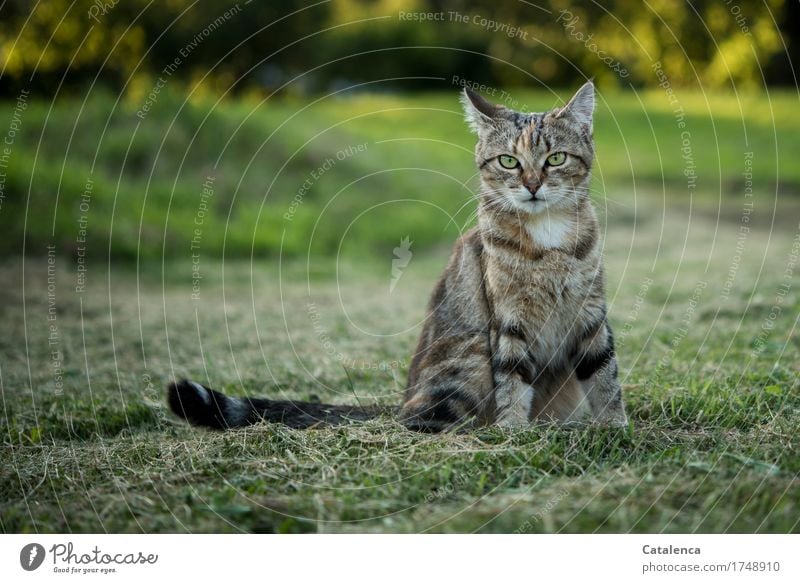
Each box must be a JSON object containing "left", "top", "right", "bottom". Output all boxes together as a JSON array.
[{"left": 167, "top": 379, "right": 384, "bottom": 430}]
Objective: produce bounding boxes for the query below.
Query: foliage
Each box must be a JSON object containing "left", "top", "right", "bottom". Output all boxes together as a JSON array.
[{"left": 0, "top": 0, "right": 794, "bottom": 97}]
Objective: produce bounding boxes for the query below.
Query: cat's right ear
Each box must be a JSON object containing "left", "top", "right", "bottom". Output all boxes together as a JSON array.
[{"left": 461, "top": 87, "right": 501, "bottom": 134}]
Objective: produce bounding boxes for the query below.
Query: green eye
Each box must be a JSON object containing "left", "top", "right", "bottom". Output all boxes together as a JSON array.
[
  {"left": 498, "top": 155, "right": 519, "bottom": 169},
  {"left": 546, "top": 152, "right": 567, "bottom": 166}
]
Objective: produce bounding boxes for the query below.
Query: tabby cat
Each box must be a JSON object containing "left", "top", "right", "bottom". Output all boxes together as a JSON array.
[{"left": 167, "top": 82, "right": 628, "bottom": 432}]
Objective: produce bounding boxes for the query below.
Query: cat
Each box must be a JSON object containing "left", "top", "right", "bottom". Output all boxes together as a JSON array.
[{"left": 167, "top": 82, "right": 628, "bottom": 432}]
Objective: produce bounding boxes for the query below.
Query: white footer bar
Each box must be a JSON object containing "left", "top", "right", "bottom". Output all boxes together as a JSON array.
[{"left": 1, "top": 534, "right": 796, "bottom": 582}]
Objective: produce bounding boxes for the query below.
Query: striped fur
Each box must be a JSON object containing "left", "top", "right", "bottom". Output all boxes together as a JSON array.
[
  {"left": 167, "top": 82, "right": 627, "bottom": 432},
  {"left": 400, "top": 82, "right": 627, "bottom": 429}
]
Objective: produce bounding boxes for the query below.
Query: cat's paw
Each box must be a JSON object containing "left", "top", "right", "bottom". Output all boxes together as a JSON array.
[
  {"left": 495, "top": 410, "right": 530, "bottom": 428},
  {"left": 593, "top": 412, "right": 629, "bottom": 428}
]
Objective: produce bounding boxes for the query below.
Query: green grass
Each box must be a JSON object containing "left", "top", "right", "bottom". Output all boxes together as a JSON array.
[
  {"left": 2, "top": 88, "right": 799, "bottom": 259},
  {"left": 1, "top": 193, "right": 798, "bottom": 533}
]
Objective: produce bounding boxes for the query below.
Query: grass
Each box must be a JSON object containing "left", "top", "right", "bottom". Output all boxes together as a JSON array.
[
  {"left": 2, "top": 87, "right": 799, "bottom": 259},
  {"left": 1, "top": 190, "right": 798, "bottom": 533},
  {"left": 1, "top": 87, "right": 798, "bottom": 532}
]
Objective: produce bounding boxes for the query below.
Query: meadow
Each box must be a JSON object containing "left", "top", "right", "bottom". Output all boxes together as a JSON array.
[
  {"left": 1, "top": 88, "right": 798, "bottom": 532},
  {"left": 2, "top": 87, "right": 799, "bottom": 259}
]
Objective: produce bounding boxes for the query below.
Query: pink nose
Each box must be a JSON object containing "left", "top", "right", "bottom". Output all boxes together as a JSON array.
[{"left": 523, "top": 179, "right": 541, "bottom": 195}]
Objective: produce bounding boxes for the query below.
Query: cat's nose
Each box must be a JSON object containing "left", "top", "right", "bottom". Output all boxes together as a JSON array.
[{"left": 523, "top": 179, "right": 541, "bottom": 196}]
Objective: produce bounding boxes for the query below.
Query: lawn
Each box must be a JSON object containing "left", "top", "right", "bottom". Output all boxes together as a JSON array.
[
  {"left": 1, "top": 88, "right": 798, "bottom": 533},
  {"left": 2, "top": 88, "right": 799, "bottom": 259},
  {"left": 1, "top": 191, "right": 798, "bottom": 533}
]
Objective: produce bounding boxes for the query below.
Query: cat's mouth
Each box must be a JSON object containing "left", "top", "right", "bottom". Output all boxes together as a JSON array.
[
  {"left": 514, "top": 194, "right": 555, "bottom": 215},
  {"left": 504, "top": 189, "right": 551, "bottom": 214},
  {"left": 514, "top": 187, "right": 545, "bottom": 205},
  {"left": 520, "top": 193, "right": 546, "bottom": 206}
]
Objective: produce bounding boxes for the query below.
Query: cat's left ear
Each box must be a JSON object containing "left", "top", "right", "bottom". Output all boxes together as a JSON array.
[
  {"left": 557, "top": 81, "right": 594, "bottom": 130},
  {"left": 461, "top": 87, "right": 502, "bottom": 134}
]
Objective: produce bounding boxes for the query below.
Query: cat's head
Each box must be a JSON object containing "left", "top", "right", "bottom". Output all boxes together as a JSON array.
[{"left": 461, "top": 82, "right": 595, "bottom": 216}]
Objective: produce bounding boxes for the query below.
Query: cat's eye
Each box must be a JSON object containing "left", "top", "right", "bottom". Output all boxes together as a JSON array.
[
  {"left": 498, "top": 155, "right": 519, "bottom": 169},
  {"left": 546, "top": 152, "right": 567, "bottom": 166}
]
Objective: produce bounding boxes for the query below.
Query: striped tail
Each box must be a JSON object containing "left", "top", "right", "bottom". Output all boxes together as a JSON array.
[{"left": 167, "top": 379, "right": 383, "bottom": 430}]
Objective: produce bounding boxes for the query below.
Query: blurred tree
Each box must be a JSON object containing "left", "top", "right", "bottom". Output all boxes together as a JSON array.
[{"left": 0, "top": 0, "right": 795, "bottom": 96}]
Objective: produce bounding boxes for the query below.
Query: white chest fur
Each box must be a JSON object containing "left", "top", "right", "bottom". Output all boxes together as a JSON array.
[{"left": 525, "top": 214, "right": 574, "bottom": 249}]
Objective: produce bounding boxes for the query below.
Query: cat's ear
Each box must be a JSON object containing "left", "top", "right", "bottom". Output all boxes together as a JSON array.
[
  {"left": 557, "top": 81, "right": 594, "bottom": 130},
  {"left": 461, "top": 87, "right": 502, "bottom": 134}
]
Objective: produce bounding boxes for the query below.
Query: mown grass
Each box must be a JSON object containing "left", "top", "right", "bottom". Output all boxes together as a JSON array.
[{"left": 1, "top": 192, "right": 798, "bottom": 533}]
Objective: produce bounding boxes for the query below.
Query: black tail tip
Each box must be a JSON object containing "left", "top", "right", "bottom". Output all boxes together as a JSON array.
[
  {"left": 398, "top": 405, "right": 452, "bottom": 433},
  {"left": 167, "top": 378, "right": 223, "bottom": 429}
]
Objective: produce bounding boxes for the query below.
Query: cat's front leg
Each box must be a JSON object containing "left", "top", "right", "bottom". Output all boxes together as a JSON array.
[
  {"left": 494, "top": 377, "right": 535, "bottom": 427},
  {"left": 573, "top": 321, "right": 627, "bottom": 426},
  {"left": 492, "top": 322, "right": 537, "bottom": 427}
]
